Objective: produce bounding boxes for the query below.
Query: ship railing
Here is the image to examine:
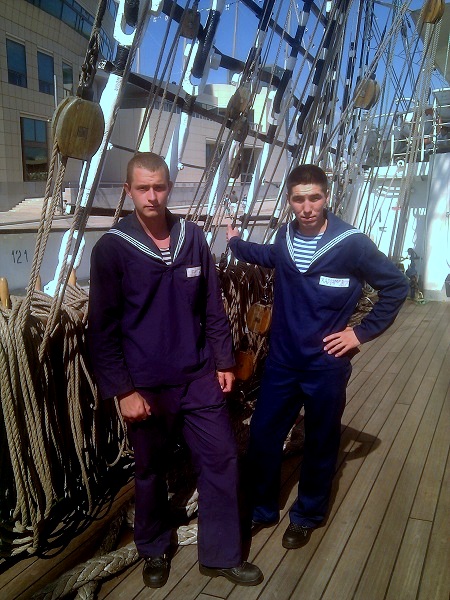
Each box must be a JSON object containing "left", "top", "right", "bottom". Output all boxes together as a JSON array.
[
  {"left": 388, "top": 102, "right": 450, "bottom": 164},
  {"left": 365, "top": 99, "right": 450, "bottom": 167}
]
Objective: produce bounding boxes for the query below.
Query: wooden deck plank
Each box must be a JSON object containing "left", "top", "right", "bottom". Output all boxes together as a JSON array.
[
  {"left": 317, "top": 328, "right": 450, "bottom": 599},
  {"left": 346, "top": 303, "right": 446, "bottom": 446},
  {"left": 285, "top": 403, "right": 408, "bottom": 600},
  {"left": 385, "top": 519, "right": 433, "bottom": 600},
  {"left": 395, "top": 317, "right": 450, "bottom": 405},
  {"left": 387, "top": 304, "right": 436, "bottom": 355},
  {"left": 0, "top": 481, "right": 135, "bottom": 600},
  {"left": 342, "top": 355, "right": 397, "bottom": 426},
  {"left": 417, "top": 447, "right": 450, "bottom": 600},
  {"left": 350, "top": 301, "right": 431, "bottom": 372},
  {"left": 227, "top": 441, "right": 373, "bottom": 600},
  {"left": 343, "top": 301, "right": 442, "bottom": 428},
  {"left": 383, "top": 301, "right": 445, "bottom": 384},
  {"left": 345, "top": 368, "right": 373, "bottom": 402},
  {"left": 411, "top": 337, "right": 450, "bottom": 521},
  {"left": 352, "top": 343, "right": 450, "bottom": 599}
]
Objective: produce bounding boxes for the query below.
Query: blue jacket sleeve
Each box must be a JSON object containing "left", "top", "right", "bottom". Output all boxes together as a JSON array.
[
  {"left": 200, "top": 231, "right": 236, "bottom": 371},
  {"left": 228, "top": 236, "right": 276, "bottom": 268},
  {"left": 87, "top": 237, "right": 134, "bottom": 400},
  {"left": 353, "top": 238, "right": 409, "bottom": 343}
]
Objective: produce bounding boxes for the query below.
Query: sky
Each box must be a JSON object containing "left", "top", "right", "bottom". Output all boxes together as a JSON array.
[
  {"left": 138, "top": 0, "right": 272, "bottom": 83},
  {"left": 131, "top": 0, "right": 448, "bottom": 136},
  {"left": 135, "top": 0, "right": 447, "bottom": 98}
]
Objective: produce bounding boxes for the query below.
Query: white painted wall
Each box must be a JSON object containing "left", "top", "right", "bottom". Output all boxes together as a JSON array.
[
  {"left": 423, "top": 153, "right": 450, "bottom": 300},
  {"left": 0, "top": 229, "right": 106, "bottom": 294},
  {"left": 343, "top": 160, "right": 449, "bottom": 301}
]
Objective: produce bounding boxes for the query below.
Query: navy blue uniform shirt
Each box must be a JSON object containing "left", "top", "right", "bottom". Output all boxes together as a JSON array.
[
  {"left": 88, "top": 211, "right": 234, "bottom": 400},
  {"left": 229, "top": 212, "right": 409, "bottom": 370}
]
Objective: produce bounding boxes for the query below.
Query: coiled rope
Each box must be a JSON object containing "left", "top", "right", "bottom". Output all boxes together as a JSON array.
[{"left": 0, "top": 285, "right": 129, "bottom": 558}]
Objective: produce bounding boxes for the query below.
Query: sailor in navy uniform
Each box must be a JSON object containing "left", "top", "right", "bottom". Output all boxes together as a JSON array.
[
  {"left": 88, "top": 152, "right": 263, "bottom": 588},
  {"left": 227, "top": 164, "right": 408, "bottom": 549}
]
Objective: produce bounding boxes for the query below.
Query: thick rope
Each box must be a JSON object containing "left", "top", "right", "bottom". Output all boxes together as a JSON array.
[{"left": 0, "top": 287, "right": 129, "bottom": 557}]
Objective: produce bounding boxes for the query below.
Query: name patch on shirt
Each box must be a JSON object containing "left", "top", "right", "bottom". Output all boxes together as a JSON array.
[
  {"left": 319, "top": 276, "right": 350, "bottom": 288},
  {"left": 186, "top": 266, "right": 201, "bottom": 278}
]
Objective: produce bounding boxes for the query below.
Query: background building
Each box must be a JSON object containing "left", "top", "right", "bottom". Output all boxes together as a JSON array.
[{"left": 0, "top": 0, "right": 116, "bottom": 211}]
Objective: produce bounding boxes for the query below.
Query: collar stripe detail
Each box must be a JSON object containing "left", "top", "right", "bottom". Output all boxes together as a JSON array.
[
  {"left": 107, "top": 218, "right": 185, "bottom": 262},
  {"left": 173, "top": 218, "right": 185, "bottom": 260},
  {"left": 108, "top": 230, "right": 163, "bottom": 261},
  {"left": 287, "top": 222, "right": 363, "bottom": 268}
]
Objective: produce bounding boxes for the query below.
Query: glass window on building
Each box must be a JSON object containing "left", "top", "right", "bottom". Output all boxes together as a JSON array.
[
  {"left": 37, "top": 52, "right": 55, "bottom": 95},
  {"left": 62, "top": 62, "right": 73, "bottom": 97},
  {"left": 107, "top": 0, "right": 118, "bottom": 18},
  {"left": 6, "top": 39, "right": 27, "bottom": 88},
  {"left": 21, "top": 117, "right": 49, "bottom": 182},
  {"left": 25, "top": 0, "right": 113, "bottom": 59},
  {"left": 240, "top": 147, "right": 261, "bottom": 183},
  {"left": 35, "top": 0, "right": 63, "bottom": 19},
  {"left": 206, "top": 142, "right": 225, "bottom": 170}
]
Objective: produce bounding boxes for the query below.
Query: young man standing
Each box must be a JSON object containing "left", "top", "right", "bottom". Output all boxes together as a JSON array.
[
  {"left": 227, "top": 164, "right": 408, "bottom": 549},
  {"left": 88, "top": 152, "right": 263, "bottom": 588}
]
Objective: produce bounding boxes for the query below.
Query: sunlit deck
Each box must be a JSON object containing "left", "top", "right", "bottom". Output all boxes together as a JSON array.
[{"left": 1, "top": 300, "right": 449, "bottom": 599}]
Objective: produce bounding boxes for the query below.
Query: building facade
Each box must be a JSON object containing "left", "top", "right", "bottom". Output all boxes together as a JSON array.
[{"left": 0, "top": 0, "right": 116, "bottom": 210}]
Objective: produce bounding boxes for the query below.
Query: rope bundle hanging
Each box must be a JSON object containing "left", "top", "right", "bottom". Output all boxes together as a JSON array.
[{"left": 0, "top": 286, "right": 130, "bottom": 558}]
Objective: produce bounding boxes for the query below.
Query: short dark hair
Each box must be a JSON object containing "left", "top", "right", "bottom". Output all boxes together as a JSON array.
[
  {"left": 286, "top": 164, "right": 329, "bottom": 196},
  {"left": 126, "top": 152, "right": 170, "bottom": 184}
]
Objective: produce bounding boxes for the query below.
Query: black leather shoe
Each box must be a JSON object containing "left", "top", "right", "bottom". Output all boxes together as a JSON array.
[
  {"left": 282, "top": 522, "right": 314, "bottom": 549},
  {"left": 142, "top": 555, "right": 170, "bottom": 588},
  {"left": 199, "top": 561, "right": 264, "bottom": 586}
]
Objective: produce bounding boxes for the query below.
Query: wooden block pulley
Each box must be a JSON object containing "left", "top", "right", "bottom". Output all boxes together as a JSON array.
[
  {"left": 246, "top": 301, "right": 272, "bottom": 335},
  {"left": 422, "top": 0, "right": 445, "bottom": 23},
  {"left": 234, "top": 348, "right": 255, "bottom": 381},
  {"left": 181, "top": 8, "right": 200, "bottom": 38},
  {"left": 353, "top": 79, "right": 381, "bottom": 110},
  {"left": 52, "top": 96, "right": 104, "bottom": 160},
  {"left": 227, "top": 85, "right": 251, "bottom": 121}
]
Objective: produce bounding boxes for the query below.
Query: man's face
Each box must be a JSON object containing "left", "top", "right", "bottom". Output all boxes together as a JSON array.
[
  {"left": 288, "top": 182, "right": 328, "bottom": 235},
  {"left": 124, "top": 166, "right": 172, "bottom": 222}
]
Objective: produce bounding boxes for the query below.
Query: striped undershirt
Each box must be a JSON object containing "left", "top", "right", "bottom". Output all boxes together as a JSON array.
[
  {"left": 160, "top": 247, "right": 172, "bottom": 265},
  {"left": 293, "top": 231, "right": 324, "bottom": 273}
]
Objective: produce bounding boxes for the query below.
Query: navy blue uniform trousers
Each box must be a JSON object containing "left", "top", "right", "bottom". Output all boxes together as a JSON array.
[
  {"left": 127, "top": 370, "right": 242, "bottom": 567},
  {"left": 249, "top": 358, "right": 352, "bottom": 528}
]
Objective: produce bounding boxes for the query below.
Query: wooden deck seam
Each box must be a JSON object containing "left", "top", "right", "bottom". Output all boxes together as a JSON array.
[
  {"left": 350, "top": 345, "right": 449, "bottom": 599},
  {"left": 416, "top": 448, "right": 450, "bottom": 600}
]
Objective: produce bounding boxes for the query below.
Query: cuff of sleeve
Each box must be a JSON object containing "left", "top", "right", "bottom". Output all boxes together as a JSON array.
[
  {"left": 352, "top": 325, "right": 370, "bottom": 344},
  {"left": 229, "top": 237, "right": 239, "bottom": 250}
]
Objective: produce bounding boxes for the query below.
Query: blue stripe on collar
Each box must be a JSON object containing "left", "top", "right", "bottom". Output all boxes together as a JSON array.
[
  {"left": 107, "top": 218, "right": 186, "bottom": 263},
  {"left": 286, "top": 221, "right": 363, "bottom": 270}
]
